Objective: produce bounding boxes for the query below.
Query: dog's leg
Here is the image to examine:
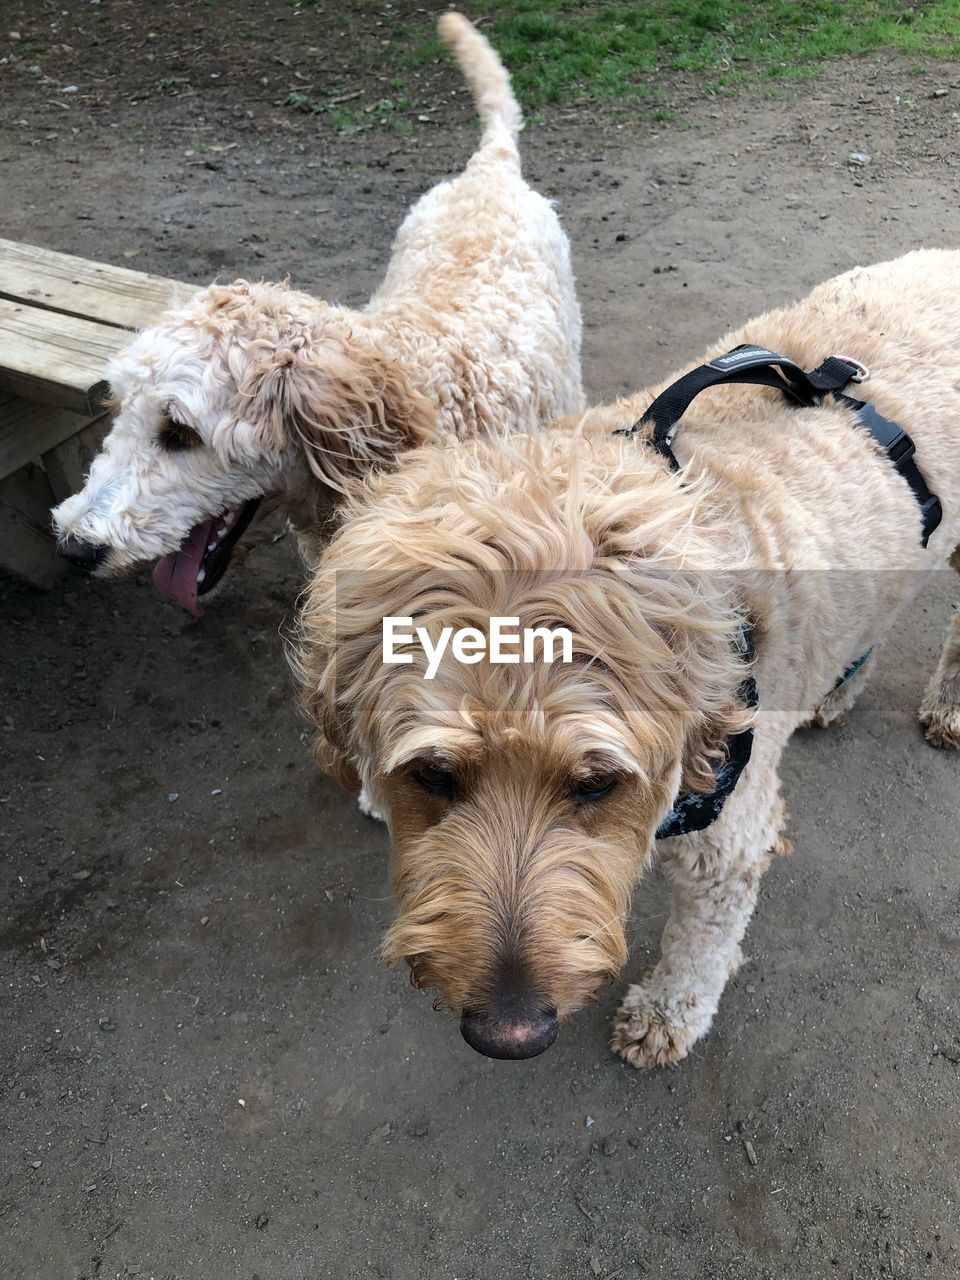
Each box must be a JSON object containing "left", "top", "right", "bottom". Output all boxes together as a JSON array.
[
  {"left": 611, "top": 753, "right": 789, "bottom": 1069},
  {"left": 802, "top": 647, "right": 878, "bottom": 730},
  {"left": 918, "top": 546, "right": 960, "bottom": 749}
]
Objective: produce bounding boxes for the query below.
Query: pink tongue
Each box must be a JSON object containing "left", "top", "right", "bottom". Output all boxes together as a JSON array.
[{"left": 152, "top": 516, "right": 219, "bottom": 617}]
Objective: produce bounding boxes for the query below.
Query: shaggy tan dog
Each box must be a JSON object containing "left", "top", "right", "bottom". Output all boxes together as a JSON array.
[
  {"left": 51, "top": 14, "right": 582, "bottom": 615},
  {"left": 295, "top": 249, "right": 960, "bottom": 1065}
]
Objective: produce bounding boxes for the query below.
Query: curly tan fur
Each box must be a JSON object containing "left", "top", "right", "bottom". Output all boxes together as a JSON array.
[
  {"left": 295, "top": 249, "right": 960, "bottom": 1064},
  {"left": 295, "top": 428, "right": 760, "bottom": 1020}
]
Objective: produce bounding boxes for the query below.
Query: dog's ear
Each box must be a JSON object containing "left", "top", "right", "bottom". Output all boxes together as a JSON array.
[
  {"left": 298, "top": 663, "right": 362, "bottom": 795},
  {"left": 315, "top": 728, "right": 361, "bottom": 795},
  {"left": 240, "top": 330, "right": 436, "bottom": 489},
  {"left": 586, "top": 549, "right": 756, "bottom": 800},
  {"left": 680, "top": 693, "right": 756, "bottom": 795},
  {"left": 293, "top": 603, "right": 363, "bottom": 796}
]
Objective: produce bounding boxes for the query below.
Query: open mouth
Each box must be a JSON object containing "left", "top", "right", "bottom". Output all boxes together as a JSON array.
[{"left": 152, "top": 498, "right": 262, "bottom": 617}]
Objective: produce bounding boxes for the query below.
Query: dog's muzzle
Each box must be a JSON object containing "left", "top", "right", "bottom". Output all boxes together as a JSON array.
[{"left": 58, "top": 536, "right": 109, "bottom": 573}]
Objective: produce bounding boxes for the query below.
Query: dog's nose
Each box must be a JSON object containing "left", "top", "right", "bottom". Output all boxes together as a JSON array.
[
  {"left": 460, "top": 996, "right": 559, "bottom": 1060},
  {"left": 58, "top": 536, "right": 108, "bottom": 571}
]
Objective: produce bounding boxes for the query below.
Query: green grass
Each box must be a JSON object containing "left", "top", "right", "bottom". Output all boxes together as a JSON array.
[
  {"left": 284, "top": 89, "right": 417, "bottom": 135},
  {"left": 154, "top": 75, "right": 195, "bottom": 94},
  {"left": 287, "top": 1, "right": 960, "bottom": 123},
  {"left": 467, "top": 1, "right": 960, "bottom": 107}
]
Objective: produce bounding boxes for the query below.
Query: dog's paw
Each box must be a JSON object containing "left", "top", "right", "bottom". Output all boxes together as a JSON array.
[
  {"left": 610, "top": 984, "right": 702, "bottom": 1070},
  {"left": 797, "top": 708, "right": 846, "bottom": 731},
  {"left": 918, "top": 700, "right": 960, "bottom": 750}
]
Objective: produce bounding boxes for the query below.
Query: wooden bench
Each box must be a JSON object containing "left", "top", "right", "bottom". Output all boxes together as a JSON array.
[{"left": 0, "top": 239, "right": 187, "bottom": 587}]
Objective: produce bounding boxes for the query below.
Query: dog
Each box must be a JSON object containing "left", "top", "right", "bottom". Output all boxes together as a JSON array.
[
  {"left": 294, "top": 249, "right": 960, "bottom": 1065},
  {"left": 50, "top": 13, "right": 583, "bottom": 616}
]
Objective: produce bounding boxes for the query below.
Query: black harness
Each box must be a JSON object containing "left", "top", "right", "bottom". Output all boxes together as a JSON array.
[
  {"left": 655, "top": 624, "right": 758, "bottom": 841},
  {"left": 638, "top": 345, "right": 943, "bottom": 840},
  {"left": 618, "top": 344, "right": 942, "bottom": 545}
]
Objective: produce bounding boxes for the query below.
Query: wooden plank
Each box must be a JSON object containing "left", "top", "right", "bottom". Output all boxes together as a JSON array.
[
  {"left": 0, "top": 393, "right": 100, "bottom": 483},
  {"left": 0, "top": 462, "right": 66, "bottom": 589},
  {"left": 0, "top": 299, "right": 121, "bottom": 414},
  {"left": 42, "top": 415, "right": 110, "bottom": 501},
  {"left": 0, "top": 238, "right": 186, "bottom": 331}
]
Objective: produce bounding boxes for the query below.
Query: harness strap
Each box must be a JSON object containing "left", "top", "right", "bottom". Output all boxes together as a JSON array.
[
  {"left": 832, "top": 399, "right": 942, "bottom": 547},
  {"left": 616, "top": 343, "right": 943, "bottom": 547},
  {"left": 833, "top": 644, "right": 874, "bottom": 692},
  {"left": 654, "top": 622, "right": 758, "bottom": 841}
]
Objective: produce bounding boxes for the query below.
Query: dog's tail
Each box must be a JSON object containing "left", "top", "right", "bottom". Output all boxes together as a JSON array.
[{"left": 438, "top": 12, "right": 522, "bottom": 147}]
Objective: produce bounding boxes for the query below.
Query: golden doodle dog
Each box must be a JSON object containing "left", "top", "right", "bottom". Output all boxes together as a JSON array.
[
  {"left": 296, "top": 249, "right": 960, "bottom": 1065},
  {"left": 51, "top": 14, "right": 582, "bottom": 615}
]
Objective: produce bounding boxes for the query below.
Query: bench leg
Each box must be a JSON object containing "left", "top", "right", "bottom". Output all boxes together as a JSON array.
[{"left": 0, "top": 463, "right": 67, "bottom": 589}]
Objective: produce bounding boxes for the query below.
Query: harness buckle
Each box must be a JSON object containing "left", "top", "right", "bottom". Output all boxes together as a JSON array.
[
  {"left": 885, "top": 429, "right": 916, "bottom": 467},
  {"left": 831, "top": 353, "right": 870, "bottom": 383}
]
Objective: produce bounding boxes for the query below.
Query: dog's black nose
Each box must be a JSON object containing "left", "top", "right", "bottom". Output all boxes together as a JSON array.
[
  {"left": 58, "top": 536, "right": 108, "bottom": 571},
  {"left": 460, "top": 996, "right": 559, "bottom": 1060}
]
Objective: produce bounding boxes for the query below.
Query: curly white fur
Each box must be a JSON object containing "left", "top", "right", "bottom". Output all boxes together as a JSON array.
[{"left": 50, "top": 13, "right": 583, "bottom": 576}]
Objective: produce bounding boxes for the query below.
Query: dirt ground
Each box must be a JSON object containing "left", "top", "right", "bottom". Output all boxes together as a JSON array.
[{"left": 2, "top": 3, "right": 960, "bottom": 1278}]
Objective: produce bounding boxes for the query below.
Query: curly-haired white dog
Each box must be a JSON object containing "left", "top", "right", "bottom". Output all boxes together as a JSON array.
[
  {"left": 295, "top": 249, "right": 960, "bottom": 1065},
  {"left": 50, "top": 14, "right": 582, "bottom": 615}
]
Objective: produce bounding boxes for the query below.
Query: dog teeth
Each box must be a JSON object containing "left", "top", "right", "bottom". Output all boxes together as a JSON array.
[
  {"left": 197, "top": 567, "right": 206, "bottom": 584},
  {"left": 207, "top": 542, "right": 217, "bottom": 552}
]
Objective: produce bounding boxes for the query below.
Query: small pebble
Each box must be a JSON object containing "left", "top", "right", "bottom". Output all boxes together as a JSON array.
[
  {"left": 743, "top": 1139, "right": 758, "bottom": 1166},
  {"left": 167, "top": 793, "right": 179, "bottom": 802},
  {"left": 847, "top": 151, "right": 871, "bottom": 166}
]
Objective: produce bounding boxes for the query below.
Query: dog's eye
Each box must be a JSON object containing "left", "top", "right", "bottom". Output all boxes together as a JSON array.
[
  {"left": 572, "top": 776, "right": 618, "bottom": 804},
  {"left": 158, "top": 415, "right": 203, "bottom": 452},
  {"left": 411, "top": 763, "right": 456, "bottom": 799}
]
